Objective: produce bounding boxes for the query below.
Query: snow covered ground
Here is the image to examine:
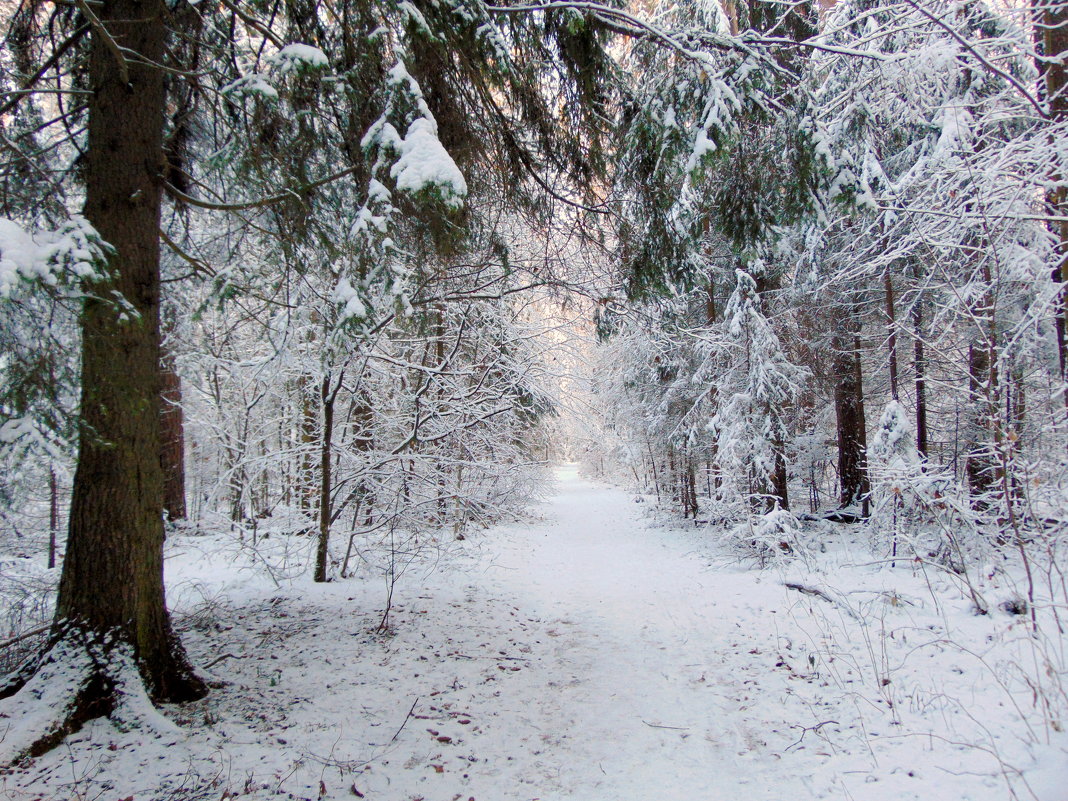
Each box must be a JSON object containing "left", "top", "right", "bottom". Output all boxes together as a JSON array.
[{"left": 2, "top": 464, "right": 1067, "bottom": 800}]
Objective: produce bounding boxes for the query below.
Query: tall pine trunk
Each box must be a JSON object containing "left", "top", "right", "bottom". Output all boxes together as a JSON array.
[
  {"left": 59, "top": 0, "right": 204, "bottom": 698},
  {"left": 832, "top": 326, "right": 870, "bottom": 511},
  {"left": 1035, "top": 0, "right": 1068, "bottom": 409},
  {"left": 1, "top": 0, "right": 204, "bottom": 760}
]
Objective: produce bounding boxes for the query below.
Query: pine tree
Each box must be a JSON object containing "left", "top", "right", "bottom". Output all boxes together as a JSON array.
[{"left": 0, "top": 0, "right": 206, "bottom": 760}]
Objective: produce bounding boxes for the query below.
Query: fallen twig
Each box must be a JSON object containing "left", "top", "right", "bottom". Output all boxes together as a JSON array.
[
  {"left": 642, "top": 719, "right": 689, "bottom": 731},
  {"left": 391, "top": 697, "right": 420, "bottom": 743},
  {"left": 451, "top": 653, "right": 528, "bottom": 661},
  {"left": 203, "top": 652, "right": 245, "bottom": 669},
  {"left": 785, "top": 720, "right": 838, "bottom": 751},
  {"left": 0, "top": 623, "right": 51, "bottom": 651},
  {"left": 784, "top": 582, "right": 860, "bottom": 620}
]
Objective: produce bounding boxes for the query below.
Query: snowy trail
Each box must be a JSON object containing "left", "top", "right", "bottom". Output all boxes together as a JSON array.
[
  {"left": 6, "top": 464, "right": 1060, "bottom": 801},
  {"left": 477, "top": 465, "right": 765, "bottom": 797}
]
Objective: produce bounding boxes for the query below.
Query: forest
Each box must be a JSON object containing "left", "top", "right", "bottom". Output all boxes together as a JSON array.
[{"left": 0, "top": 0, "right": 1066, "bottom": 796}]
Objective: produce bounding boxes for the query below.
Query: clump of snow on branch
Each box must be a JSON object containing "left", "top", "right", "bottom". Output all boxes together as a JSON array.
[
  {"left": 221, "top": 73, "right": 279, "bottom": 100},
  {"left": 333, "top": 277, "right": 367, "bottom": 321},
  {"left": 222, "top": 43, "right": 328, "bottom": 100},
  {"left": 362, "top": 61, "right": 468, "bottom": 208},
  {"left": 390, "top": 117, "right": 468, "bottom": 205},
  {"left": 267, "top": 43, "right": 330, "bottom": 75},
  {"left": 0, "top": 216, "right": 108, "bottom": 297}
]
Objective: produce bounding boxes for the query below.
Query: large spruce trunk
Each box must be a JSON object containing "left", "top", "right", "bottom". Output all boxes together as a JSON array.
[
  {"left": 1039, "top": 0, "right": 1068, "bottom": 409},
  {"left": 61, "top": 0, "right": 203, "bottom": 696},
  {"left": 1, "top": 0, "right": 205, "bottom": 762},
  {"left": 832, "top": 328, "right": 870, "bottom": 511},
  {"left": 59, "top": 0, "right": 204, "bottom": 699}
]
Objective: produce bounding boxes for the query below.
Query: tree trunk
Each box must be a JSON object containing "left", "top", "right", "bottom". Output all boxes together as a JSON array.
[
  {"left": 298, "top": 372, "right": 318, "bottom": 530},
  {"left": 913, "top": 300, "right": 928, "bottom": 458},
  {"left": 832, "top": 328, "right": 869, "bottom": 510},
  {"left": 771, "top": 439, "right": 790, "bottom": 512},
  {"left": 964, "top": 253, "right": 1002, "bottom": 503},
  {"left": 160, "top": 345, "right": 186, "bottom": 521},
  {"left": 704, "top": 278, "right": 723, "bottom": 507},
  {"left": 0, "top": 0, "right": 205, "bottom": 761},
  {"left": 48, "top": 465, "right": 59, "bottom": 570},
  {"left": 884, "top": 270, "right": 899, "bottom": 400},
  {"left": 314, "top": 372, "right": 342, "bottom": 583},
  {"left": 1035, "top": 0, "right": 1068, "bottom": 411},
  {"left": 964, "top": 341, "right": 998, "bottom": 498}
]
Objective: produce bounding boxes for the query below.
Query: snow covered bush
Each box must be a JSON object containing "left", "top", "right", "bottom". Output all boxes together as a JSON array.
[{"left": 724, "top": 507, "right": 808, "bottom": 566}]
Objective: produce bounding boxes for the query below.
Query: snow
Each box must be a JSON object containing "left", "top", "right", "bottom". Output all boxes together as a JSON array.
[
  {"left": 0, "top": 638, "right": 95, "bottom": 766},
  {"left": 0, "top": 216, "right": 105, "bottom": 296},
  {"left": 359, "top": 61, "right": 467, "bottom": 209},
  {"left": 268, "top": 43, "right": 330, "bottom": 75},
  {"left": 2, "top": 467, "right": 1065, "bottom": 799},
  {"left": 221, "top": 73, "right": 279, "bottom": 99},
  {"left": 0, "top": 218, "right": 40, "bottom": 296},
  {"left": 870, "top": 399, "right": 917, "bottom": 464},
  {"left": 334, "top": 276, "right": 367, "bottom": 320},
  {"left": 390, "top": 118, "right": 468, "bottom": 206},
  {"left": 932, "top": 104, "right": 974, "bottom": 164}
]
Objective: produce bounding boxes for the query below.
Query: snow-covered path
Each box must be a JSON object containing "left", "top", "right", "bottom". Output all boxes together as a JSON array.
[
  {"left": 5, "top": 465, "right": 1063, "bottom": 801},
  {"left": 475, "top": 464, "right": 774, "bottom": 798}
]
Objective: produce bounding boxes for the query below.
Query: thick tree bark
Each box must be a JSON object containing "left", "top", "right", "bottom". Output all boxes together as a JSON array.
[
  {"left": 1035, "top": 0, "right": 1068, "bottom": 406},
  {"left": 60, "top": 0, "right": 203, "bottom": 695},
  {"left": 832, "top": 328, "right": 870, "bottom": 510},
  {"left": 1, "top": 0, "right": 205, "bottom": 761}
]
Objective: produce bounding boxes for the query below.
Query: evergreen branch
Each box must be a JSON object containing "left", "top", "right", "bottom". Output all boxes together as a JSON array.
[
  {"left": 164, "top": 165, "right": 359, "bottom": 211},
  {"left": 0, "top": 25, "right": 89, "bottom": 120}
]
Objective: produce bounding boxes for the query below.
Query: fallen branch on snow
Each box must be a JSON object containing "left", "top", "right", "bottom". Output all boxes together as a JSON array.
[
  {"left": 0, "top": 624, "right": 51, "bottom": 651},
  {"left": 642, "top": 719, "right": 689, "bottom": 731},
  {"left": 785, "top": 719, "right": 838, "bottom": 751},
  {"left": 783, "top": 582, "right": 860, "bottom": 620},
  {"left": 202, "top": 652, "right": 245, "bottom": 670}
]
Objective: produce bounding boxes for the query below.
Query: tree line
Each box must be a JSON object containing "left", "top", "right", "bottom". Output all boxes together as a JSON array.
[{"left": 586, "top": 0, "right": 1067, "bottom": 564}]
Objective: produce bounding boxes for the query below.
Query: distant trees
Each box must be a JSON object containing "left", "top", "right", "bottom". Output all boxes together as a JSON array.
[{"left": 591, "top": 0, "right": 1067, "bottom": 556}]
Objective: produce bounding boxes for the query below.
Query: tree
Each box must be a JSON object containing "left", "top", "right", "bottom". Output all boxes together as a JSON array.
[{"left": 0, "top": 0, "right": 205, "bottom": 761}]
